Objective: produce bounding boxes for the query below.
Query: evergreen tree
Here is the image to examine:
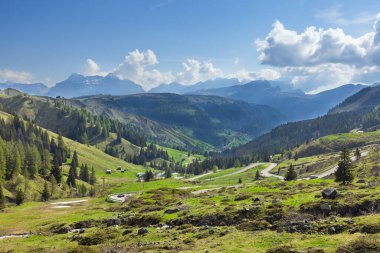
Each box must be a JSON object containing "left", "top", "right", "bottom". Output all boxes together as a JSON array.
[
  {"left": 0, "top": 183, "right": 5, "bottom": 209},
  {"left": 41, "top": 181, "right": 50, "bottom": 201},
  {"left": 165, "top": 168, "right": 172, "bottom": 178},
  {"left": 238, "top": 178, "right": 242, "bottom": 184},
  {"left": 255, "top": 170, "right": 260, "bottom": 180},
  {"left": 145, "top": 170, "right": 154, "bottom": 182},
  {"left": 80, "top": 164, "right": 89, "bottom": 182},
  {"left": 89, "top": 186, "right": 95, "bottom": 197},
  {"left": 285, "top": 164, "right": 297, "bottom": 181},
  {"left": 71, "top": 151, "right": 79, "bottom": 172},
  {"left": 51, "top": 155, "right": 62, "bottom": 183},
  {"left": 15, "top": 189, "right": 25, "bottom": 205},
  {"left": 67, "top": 166, "right": 76, "bottom": 187},
  {"left": 355, "top": 148, "right": 361, "bottom": 161},
  {"left": 0, "top": 144, "right": 6, "bottom": 180},
  {"left": 335, "top": 148, "right": 354, "bottom": 184},
  {"left": 40, "top": 149, "right": 52, "bottom": 177},
  {"left": 89, "top": 167, "right": 96, "bottom": 185},
  {"left": 49, "top": 175, "right": 57, "bottom": 197}
]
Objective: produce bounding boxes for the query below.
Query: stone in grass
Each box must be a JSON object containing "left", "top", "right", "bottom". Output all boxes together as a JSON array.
[
  {"left": 252, "top": 197, "right": 262, "bottom": 202},
  {"left": 122, "top": 229, "right": 133, "bottom": 235},
  {"left": 137, "top": 227, "right": 148, "bottom": 235},
  {"left": 322, "top": 188, "right": 337, "bottom": 199},
  {"left": 164, "top": 208, "right": 180, "bottom": 214},
  {"left": 320, "top": 203, "right": 332, "bottom": 211}
]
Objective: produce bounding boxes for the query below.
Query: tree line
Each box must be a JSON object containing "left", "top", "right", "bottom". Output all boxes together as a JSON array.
[{"left": 0, "top": 114, "right": 97, "bottom": 208}]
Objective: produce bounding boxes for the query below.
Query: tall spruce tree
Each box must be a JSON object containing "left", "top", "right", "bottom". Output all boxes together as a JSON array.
[
  {"left": 335, "top": 148, "right": 354, "bottom": 184},
  {"left": 285, "top": 164, "right": 297, "bottom": 181},
  {"left": 67, "top": 166, "right": 76, "bottom": 187},
  {"left": 41, "top": 181, "right": 50, "bottom": 201},
  {"left": 89, "top": 167, "right": 96, "bottom": 185},
  {"left": 0, "top": 183, "right": 5, "bottom": 209},
  {"left": 51, "top": 155, "right": 62, "bottom": 183}
]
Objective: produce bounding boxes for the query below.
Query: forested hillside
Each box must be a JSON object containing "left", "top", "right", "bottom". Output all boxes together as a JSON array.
[{"left": 0, "top": 112, "right": 96, "bottom": 206}]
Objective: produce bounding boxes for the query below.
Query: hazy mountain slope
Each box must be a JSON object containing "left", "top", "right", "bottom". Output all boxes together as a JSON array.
[
  {"left": 227, "top": 85, "right": 380, "bottom": 158},
  {"left": 329, "top": 85, "right": 380, "bottom": 114},
  {"left": 73, "top": 93, "right": 285, "bottom": 148},
  {"left": 0, "top": 91, "right": 209, "bottom": 152},
  {"left": 191, "top": 80, "right": 365, "bottom": 121},
  {"left": 0, "top": 82, "right": 49, "bottom": 95},
  {"left": 48, "top": 73, "right": 145, "bottom": 98},
  {"left": 150, "top": 78, "right": 241, "bottom": 94}
]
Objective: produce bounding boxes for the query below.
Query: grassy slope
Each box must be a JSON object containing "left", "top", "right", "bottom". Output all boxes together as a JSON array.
[
  {"left": 0, "top": 110, "right": 145, "bottom": 189},
  {"left": 156, "top": 144, "right": 205, "bottom": 165},
  {"left": 295, "top": 130, "right": 380, "bottom": 157}
]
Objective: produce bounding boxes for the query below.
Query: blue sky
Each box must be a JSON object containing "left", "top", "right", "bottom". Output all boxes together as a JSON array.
[{"left": 1, "top": 0, "right": 380, "bottom": 92}]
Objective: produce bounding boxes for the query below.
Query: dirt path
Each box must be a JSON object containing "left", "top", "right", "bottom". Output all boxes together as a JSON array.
[
  {"left": 49, "top": 199, "right": 88, "bottom": 208},
  {"left": 190, "top": 163, "right": 276, "bottom": 194},
  {"left": 0, "top": 233, "right": 30, "bottom": 240},
  {"left": 261, "top": 151, "right": 369, "bottom": 180},
  {"left": 185, "top": 171, "right": 214, "bottom": 182}
]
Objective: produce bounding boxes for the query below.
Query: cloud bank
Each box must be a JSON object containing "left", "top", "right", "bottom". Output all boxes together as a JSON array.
[
  {"left": 255, "top": 14, "right": 380, "bottom": 92},
  {"left": 0, "top": 69, "right": 35, "bottom": 83}
]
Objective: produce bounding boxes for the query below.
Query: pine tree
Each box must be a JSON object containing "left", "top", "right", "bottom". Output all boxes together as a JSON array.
[
  {"left": 238, "top": 178, "right": 242, "bottom": 184},
  {"left": 165, "top": 168, "right": 172, "bottom": 178},
  {"left": 0, "top": 183, "right": 5, "bottom": 209},
  {"left": 49, "top": 175, "right": 57, "bottom": 197},
  {"left": 41, "top": 181, "right": 50, "bottom": 201},
  {"left": 335, "top": 148, "right": 354, "bottom": 184},
  {"left": 71, "top": 151, "right": 79, "bottom": 174},
  {"left": 89, "top": 167, "right": 96, "bottom": 185},
  {"left": 0, "top": 144, "right": 6, "bottom": 180},
  {"left": 67, "top": 166, "right": 76, "bottom": 188},
  {"left": 355, "top": 148, "right": 361, "bottom": 161},
  {"left": 285, "top": 164, "right": 297, "bottom": 181},
  {"left": 89, "top": 186, "right": 95, "bottom": 197},
  {"left": 80, "top": 164, "right": 89, "bottom": 182},
  {"left": 40, "top": 149, "right": 51, "bottom": 177},
  {"left": 255, "top": 170, "right": 260, "bottom": 180},
  {"left": 51, "top": 155, "right": 62, "bottom": 183},
  {"left": 15, "top": 189, "right": 25, "bottom": 205}
]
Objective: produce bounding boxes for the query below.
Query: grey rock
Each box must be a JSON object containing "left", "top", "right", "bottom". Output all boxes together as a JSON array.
[
  {"left": 137, "top": 227, "right": 148, "bottom": 235},
  {"left": 322, "top": 188, "right": 338, "bottom": 199}
]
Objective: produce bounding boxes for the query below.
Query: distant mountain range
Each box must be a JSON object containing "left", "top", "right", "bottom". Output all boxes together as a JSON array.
[
  {"left": 227, "top": 83, "right": 380, "bottom": 158},
  {"left": 150, "top": 78, "right": 242, "bottom": 94},
  {"left": 0, "top": 82, "right": 49, "bottom": 95},
  {"left": 0, "top": 74, "right": 369, "bottom": 127},
  {"left": 47, "top": 73, "right": 145, "bottom": 98},
  {"left": 190, "top": 80, "right": 366, "bottom": 121},
  {"left": 70, "top": 93, "right": 285, "bottom": 148}
]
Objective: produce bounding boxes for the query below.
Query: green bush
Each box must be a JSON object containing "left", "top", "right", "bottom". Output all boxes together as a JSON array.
[{"left": 336, "top": 236, "right": 380, "bottom": 253}]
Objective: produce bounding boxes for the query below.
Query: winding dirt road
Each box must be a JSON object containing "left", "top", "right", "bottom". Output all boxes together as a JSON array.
[{"left": 261, "top": 151, "right": 369, "bottom": 180}]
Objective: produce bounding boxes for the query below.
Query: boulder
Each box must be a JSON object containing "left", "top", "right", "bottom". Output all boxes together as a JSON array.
[
  {"left": 320, "top": 203, "right": 332, "bottom": 211},
  {"left": 122, "top": 229, "right": 133, "bottom": 235},
  {"left": 252, "top": 197, "right": 262, "bottom": 202},
  {"left": 272, "top": 199, "right": 281, "bottom": 204},
  {"left": 137, "top": 227, "right": 148, "bottom": 235},
  {"left": 165, "top": 208, "right": 180, "bottom": 214},
  {"left": 322, "top": 188, "right": 337, "bottom": 199},
  {"left": 357, "top": 179, "right": 366, "bottom": 184}
]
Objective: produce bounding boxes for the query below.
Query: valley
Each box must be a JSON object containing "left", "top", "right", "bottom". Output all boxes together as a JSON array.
[{"left": 1, "top": 41, "right": 380, "bottom": 253}]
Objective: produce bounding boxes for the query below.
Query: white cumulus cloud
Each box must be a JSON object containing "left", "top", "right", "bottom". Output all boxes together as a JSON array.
[
  {"left": 83, "top": 58, "right": 107, "bottom": 76},
  {"left": 0, "top": 69, "right": 35, "bottom": 83},
  {"left": 255, "top": 14, "right": 380, "bottom": 92},
  {"left": 176, "top": 59, "right": 224, "bottom": 85},
  {"left": 113, "top": 49, "right": 174, "bottom": 90}
]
